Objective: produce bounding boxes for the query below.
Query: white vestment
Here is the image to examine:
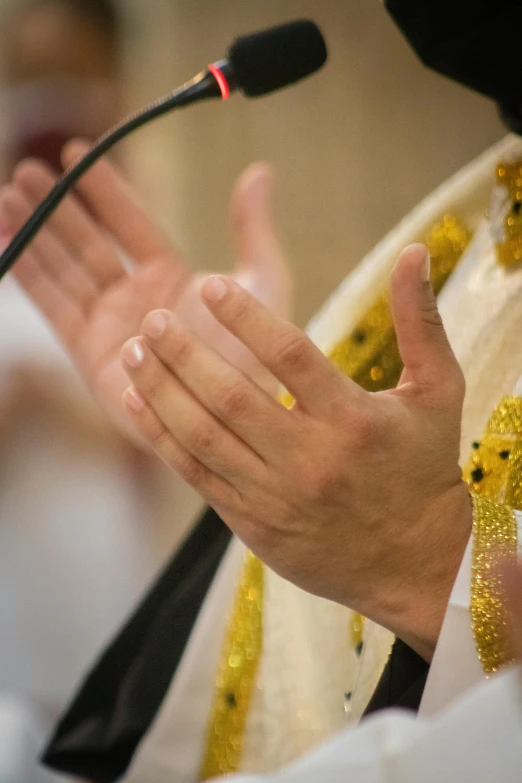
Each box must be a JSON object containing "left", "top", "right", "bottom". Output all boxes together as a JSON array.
[
  {"left": 77, "top": 133, "right": 522, "bottom": 781},
  {"left": 220, "top": 664, "right": 522, "bottom": 783}
]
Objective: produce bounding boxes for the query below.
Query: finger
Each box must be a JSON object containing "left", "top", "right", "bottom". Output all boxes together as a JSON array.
[
  {"left": 120, "top": 336, "right": 265, "bottom": 482},
  {"left": 390, "top": 244, "right": 464, "bottom": 401},
  {"left": 14, "top": 159, "right": 124, "bottom": 289},
  {"left": 200, "top": 276, "right": 363, "bottom": 416},
  {"left": 140, "top": 309, "right": 291, "bottom": 458},
  {"left": 0, "top": 185, "right": 99, "bottom": 314},
  {"left": 11, "top": 249, "right": 86, "bottom": 350},
  {"left": 230, "top": 164, "right": 291, "bottom": 315},
  {"left": 62, "top": 140, "right": 183, "bottom": 265},
  {"left": 123, "top": 386, "right": 240, "bottom": 509}
]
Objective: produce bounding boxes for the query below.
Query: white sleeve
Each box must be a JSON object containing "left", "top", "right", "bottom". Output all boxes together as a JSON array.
[
  {"left": 419, "top": 537, "right": 482, "bottom": 716},
  {"left": 217, "top": 666, "right": 522, "bottom": 783}
]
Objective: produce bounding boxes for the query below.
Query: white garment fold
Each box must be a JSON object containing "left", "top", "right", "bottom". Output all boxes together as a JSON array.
[{"left": 221, "top": 665, "right": 522, "bottom": 783}]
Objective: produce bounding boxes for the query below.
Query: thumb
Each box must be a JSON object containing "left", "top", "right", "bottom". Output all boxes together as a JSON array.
[
  {"left": 391, "top": 243, "right": 462, "bottom": 396},
  {"left": 230, "top": 163, "right": 292, "bottom": 318}
]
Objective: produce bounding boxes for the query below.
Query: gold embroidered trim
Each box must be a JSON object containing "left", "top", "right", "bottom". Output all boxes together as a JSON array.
[
  {"left": 199, "top": 551, "right": 263, "bottom": 779},
  {"left": 200, "top": 214, "right": 471, "bottom": 777},
  {"left": 470, "top": 494, "right": 517, "bottom": 674},
  {"left": 328, "top": 214, "right": 472, "bottom": 392},
  {"left": 350, "top": 612, "right": 366, "bottom": 650},
  {"left": 464, "top": 397, "right": 522, "bottom": 674},
  {"left": 464, "top": 396, "right": 522, "bottom": 509},
  {"left": 495, "top": 160, "right": 522, "bottom": 268},
  {"left": 486, "top": 395, "right": 522, "bottom": 436}
]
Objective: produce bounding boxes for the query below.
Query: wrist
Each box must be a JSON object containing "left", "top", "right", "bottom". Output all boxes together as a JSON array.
[{"left": 362, "top": 482, "right": 472, "bottom": 662}]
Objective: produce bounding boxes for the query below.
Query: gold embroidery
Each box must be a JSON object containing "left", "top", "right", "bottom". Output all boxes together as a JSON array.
[
  {"left": 350, "top": 612, "right": 366, "bottom": 650},
  {"left": 464, "top": 396, "right": 522, "bottom": 673},
  {"left": 199, "top": 552, "right": 263, "bottom": 779},
  {"left": 329, "top": 215, "right": 472, "bottom": 392},
  {"left": 464, "top": 396, "right": 522, "bottom": 509},
  {"left": 495, "top": 160, "right": 522, "bottom": 268},
  {"left": 200, "top": 215, "right": 471, "bottom": 778},
  {"left": 470, "top": 495, "right": 517, "bottom": 674}
]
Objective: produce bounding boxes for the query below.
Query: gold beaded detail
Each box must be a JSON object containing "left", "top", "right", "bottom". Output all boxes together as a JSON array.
[
  {"left": 200, "top": 214, "right": 471, "bottom": 777},
  {"left": 464, "top": 396, "right": 522, "bottom": 674},
  {"left": 464, "top": 396, "right": 522, "bottom": 509},
  {"left": 329, "top": 214, "right": 471, "bottom": 391},
  {"left": 470, "top": 494, "right": 517, "bottom": 674},
  {"left": 350, "top": 612, "right": 366, "bottom": 650},
  {"left": 494, "top": 160, "right": 522, "bottom": 267},
  {"left": 199, "top": 551, "right": 263, "bottom": 779}
]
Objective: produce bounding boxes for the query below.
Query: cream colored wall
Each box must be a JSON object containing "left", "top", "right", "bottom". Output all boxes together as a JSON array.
[{"left": 122, "top": 0, "right": 505, "bottom": 327}]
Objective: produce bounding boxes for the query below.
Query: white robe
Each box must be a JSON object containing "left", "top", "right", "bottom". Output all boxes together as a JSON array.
[
  {"left": 105, "top": 134, "right": 522, "bottom": 781},
  {"left": 221, "top": 664, "right": 522, "bottom": 783}
]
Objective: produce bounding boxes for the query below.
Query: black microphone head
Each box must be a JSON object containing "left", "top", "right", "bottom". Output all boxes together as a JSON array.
[{"left": 228, "top": 20, "right": 328, "bottom": 98}]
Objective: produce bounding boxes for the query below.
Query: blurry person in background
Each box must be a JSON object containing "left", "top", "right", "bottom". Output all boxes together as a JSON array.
[
  {"left": 0, "top": 2, "right": 178, "bottom": 781},
  {"left": 0, "top": 0, "right": 122, "bottom": 180}
]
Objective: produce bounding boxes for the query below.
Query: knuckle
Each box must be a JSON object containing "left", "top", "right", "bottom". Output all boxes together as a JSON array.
[
  {"left": 227, "top": 294, "right": 250, "bottom": 327},
  {"left": 215, "top": 380, "right": 251, "bottom": 420},
  {"left": 308, "top": 465, "right": 339, "bottom": 498},
  {"left": 189, "top": 423, "right": 216, "bottom": 457},
  {"left": 148, "top": 419, "right": 167, "bottom": 447},
  {"left": 147, "top": 417, "right": 169, "bottom": 447},
  {"left": 144, "top": 417, "right": 207, "bottom": 489},
  {"left": 297, "top": 453, "right": 340, "bottom": 499},
  {"left": 419, "top": 294, "right": 444, "bottom": 329},
  {"left": 272, "top": 331, "right": 312, "bottom": 373},
  {"left": 343, "top": 410, "right": 377, "bottom": 448},
  {"left": 170, "top": 332, "right": 193, "bottom": 365},
  {"left": 146, "top": 376, "right": 169, "bottom": 403},
  {"left": 177, "top": 454, "right": 204, "bottom": 486}
]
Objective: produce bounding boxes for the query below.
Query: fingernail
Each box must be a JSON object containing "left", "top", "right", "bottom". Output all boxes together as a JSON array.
[
  {"left": 203, "top": 275, "right": 228, "bottom": 303},
  {"left": 122, "top": 339, "right": 145, "bottom": 369},
  {"left": 124, "top": 387, "right": 145, "bottom": 412},
  {"left": 420, "top": 249, "right": 431, "bottom": 282},
  {"left": 142, "top": 311, "right": 168, "bottom": 340}
]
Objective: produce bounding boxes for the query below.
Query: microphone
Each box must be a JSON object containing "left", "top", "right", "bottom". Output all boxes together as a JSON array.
[
  {"left": 0, "top": 19, "right": 327, "bottom": 279},
  {"left": 227, "top": 19, "right": 328, "bottom": 97}
]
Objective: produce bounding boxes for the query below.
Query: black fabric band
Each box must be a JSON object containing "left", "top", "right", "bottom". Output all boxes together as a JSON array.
[
  {"left": 363, "top": 638, "right": 430, "bottom": 717},
  {"left": 43, "top": 506, "right": 232, "bottom": 783}
]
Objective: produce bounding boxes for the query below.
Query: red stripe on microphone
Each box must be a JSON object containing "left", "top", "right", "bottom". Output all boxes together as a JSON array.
[{"left": 208, "top": 64, "right": 230, "bottom": 100}]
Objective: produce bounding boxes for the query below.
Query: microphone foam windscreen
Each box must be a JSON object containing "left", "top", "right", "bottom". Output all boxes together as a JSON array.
[{"left": 229, "top": 20, "right": 328, "bottom": 97}]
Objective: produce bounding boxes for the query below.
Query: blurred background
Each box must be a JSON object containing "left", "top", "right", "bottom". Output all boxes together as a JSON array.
[{"left": 0, "top": 0, "right": 506, "bottom": 778}]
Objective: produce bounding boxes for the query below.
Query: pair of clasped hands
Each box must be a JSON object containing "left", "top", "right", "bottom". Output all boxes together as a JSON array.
[{"left": 0, "top": 142, "right": 491, "bottom": 662}]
